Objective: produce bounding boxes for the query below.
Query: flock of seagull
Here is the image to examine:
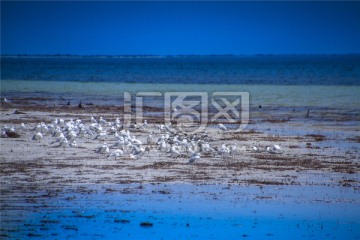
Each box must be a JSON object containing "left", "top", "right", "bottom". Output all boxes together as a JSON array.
[{"left": 2, "top": 116, "right": 283, "bottom": 164}]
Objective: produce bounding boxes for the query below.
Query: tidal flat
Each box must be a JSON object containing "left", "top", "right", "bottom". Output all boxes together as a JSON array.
[{"left": 1, "top": 102, "right": 359, "bottom": 239}]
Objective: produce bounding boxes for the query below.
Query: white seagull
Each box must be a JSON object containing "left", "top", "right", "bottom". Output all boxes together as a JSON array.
[
  {"left": 97, "top": 143, "right": 110, "bottom": 154},
  {"left": 108, "top": 149, "right": 124, "bottom": 160},
  {"left": 265, "top": 144, "right": 283, "bottom": 154},
  {"left": 188, "top": 152, "right": 201, "bottom": 164},
  {"left": 218, "top": 124, "right": 228, "bottom": 132},
  {"left": 32, "top": 132, "right": 43, "bottom": 142}
]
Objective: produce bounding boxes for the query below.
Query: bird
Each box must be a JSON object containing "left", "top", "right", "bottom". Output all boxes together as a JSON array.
[
  {"left": 97, "top": 143, "right": 109, "bottom": 154},
  {"left": 130, "top": 136, "right": 142, "bottom": 146},
  {"left": 252, "top": 146, "right": 260, "bottom": 152},
  {"left": 218, "top": 144, "right": 230, "bottom": 158},
  {"left": 1, "top": 131, "right": 8, "bottom": 138},
  {"left": 94, "top": 131, "right": 107, "bottom": 141},
  {"left": 32, "top": 132, "right": 43, "bottom": 142},
  {"left": 170, "top": 146, "right": 181, "bottom": 159},
  {"left": 91, "top": 117, "right": 98, "bottom": 124},
  {"left": 218, "top": 124, "right": 228, "bottom": 133},
  {"left": 230, "top": 144, "right": 239, "bottom": 159},
  {"left": 188, "top": 152, "right": 201, "bottom": 164},
  {"left": 58, "top": 138, "right": 69, "bottom": 148},
  {"left": 51, "top": 134, "right": 65, "bottom": 145},
  {"left": 147, "top": 134, "right": 156, "bottom": 145},
  {"left": 131, "top": 145, "right": 145, "bottom": 158},
  {"left": 69, "top": 140, "right": 77, "bottom": 148},
  {"left": 99, "top": 117, "right": 107, "bottom": 125},
  {"left": 266, "top": 144, "right": 283, "bottom": 154},
  {"left": 108, "top": 149, "right": 124, "bottom": 160},
  {"left": 158, "top": 140, "right": 168, "bottom": 152}
]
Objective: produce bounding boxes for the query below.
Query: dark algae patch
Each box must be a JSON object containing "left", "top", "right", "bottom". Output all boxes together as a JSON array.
[{"left": 140, "top": 222, "right": 153, "bottom": 227}]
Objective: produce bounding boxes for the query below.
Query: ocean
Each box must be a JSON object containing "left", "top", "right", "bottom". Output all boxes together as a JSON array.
[{"left": 1, "top": 55, "right": 360, "bottom": 111}]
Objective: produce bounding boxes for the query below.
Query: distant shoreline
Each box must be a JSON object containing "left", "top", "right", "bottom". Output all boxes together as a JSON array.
[{"left": 2, "top": 53, "right": 360, "bottom": 59}]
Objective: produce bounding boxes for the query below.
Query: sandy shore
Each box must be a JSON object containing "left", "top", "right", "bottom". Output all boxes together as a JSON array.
[{"left": 1, "top": 103, "right": 359, "bottom": 189}]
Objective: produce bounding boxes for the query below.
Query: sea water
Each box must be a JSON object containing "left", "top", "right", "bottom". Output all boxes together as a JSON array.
[
  {"left": 1, "top": 184, "right": 360, "bottom": 239},
  {"left": 1, "top": 55, "right": 360, "bottom": 109}
]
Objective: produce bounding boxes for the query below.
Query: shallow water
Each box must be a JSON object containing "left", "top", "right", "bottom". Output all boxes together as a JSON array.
[
  {"left": 2, "top": 184, "right": 359, "bottom": 239},
  {"left": 2, "top": 80, "right": 360, "bottom": 109}
]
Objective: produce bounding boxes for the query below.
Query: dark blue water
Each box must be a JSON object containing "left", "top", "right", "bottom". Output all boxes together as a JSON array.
[
  {"left": 2, "top": 184, "right": 359, "bottom": 239},
  {"left": 1, "top": 55, "right": 360, "bottom": 85}
]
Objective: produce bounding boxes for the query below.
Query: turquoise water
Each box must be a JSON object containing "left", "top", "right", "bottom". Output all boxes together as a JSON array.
[
  {"left": 2, "top": 80, "right": 360, "bottom": 109},
  {"left": 1, "top": 55, "right": 360, "bottom": 109},
  {"left": 2, "top": 184, "right": 360, "bottom": 239}
]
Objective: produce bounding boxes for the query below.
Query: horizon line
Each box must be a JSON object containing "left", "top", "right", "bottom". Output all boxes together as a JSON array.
[{"left": 2, "top": 53, "right": 360, "bottom": 58}]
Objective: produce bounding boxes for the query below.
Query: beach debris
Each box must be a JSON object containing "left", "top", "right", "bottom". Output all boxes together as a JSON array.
[
  {"left": 62, "top": 225, "right": 78, "bottom": 231},
  {"left": 14, "top": 110, "right": 26, "bottom": 114},
  {"left": 5, "top": 131, "right": 21, "bottom": 138},
  {"left": 140, "top": 222, "right": 153, "bottom": 227},
  {"left": 114, "top": 219, "right": 130, "bottom": 223}
]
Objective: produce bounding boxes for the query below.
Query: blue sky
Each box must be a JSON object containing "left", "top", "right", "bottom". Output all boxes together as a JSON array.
[{"left": 1, "top": 1, "right": 360, "bottom": 55}]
